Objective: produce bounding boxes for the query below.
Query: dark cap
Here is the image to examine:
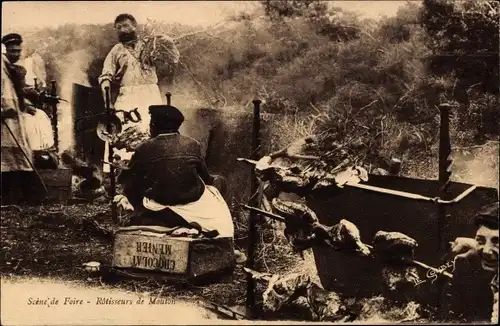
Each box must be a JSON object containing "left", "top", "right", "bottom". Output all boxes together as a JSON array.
[
  {"left": 474, "top": 201, "right": 499, "bottom": 229},
  {"left": 149, "top": 104, "right": 185, "bottom": 125},
  {"left": 1, "top": 33, "right": 23, "bottom": 45}
]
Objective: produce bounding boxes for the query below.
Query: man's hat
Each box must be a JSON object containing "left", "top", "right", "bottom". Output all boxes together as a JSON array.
[
  {"left": 149, "top": 104, "right": 185, "bottom": 125},
  {"left": 474, "top": 201, "right": 499, "bottom": 229},
  {"left": 1, "top": 33, "right": 23, "bottom": 45}
]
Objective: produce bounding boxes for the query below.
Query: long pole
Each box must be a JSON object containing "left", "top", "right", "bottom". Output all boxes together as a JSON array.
[
  {"left": 246, "top": 99, "right": 261, "bottom": 319},
  {"left": 50, "top": 80, "right": 59, "bottom": 153},
  {"left": 105, "top": 86, "right": 117, "bottom": 223},
  {"left": 437, "top": 102, "right": 452, "bottom": 316},
  {"left": 2, "top": 119, "right": 48, "bottom": 194},
  {"left": 438, "top": 103, "right": 452, "bottom": 255}
]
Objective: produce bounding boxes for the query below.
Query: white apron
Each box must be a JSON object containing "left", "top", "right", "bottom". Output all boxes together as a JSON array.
[
  {"left": 23, "top": 109, "right": 54, "bottom": 150},
  {"left": 143, "top": 185, "right": 235, "bottom": 238}
]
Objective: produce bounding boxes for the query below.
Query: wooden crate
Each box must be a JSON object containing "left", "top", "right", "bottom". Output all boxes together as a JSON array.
[
  {"left": 38, "top": 168, "right": 73, "bottom": 203},
  {"left": 112, "top": 226, "right": 236, "bottom": 282}
]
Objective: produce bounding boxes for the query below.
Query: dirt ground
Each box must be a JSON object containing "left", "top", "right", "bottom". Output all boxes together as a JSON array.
[
  {"left": 1, "top": 275, "right": 223, "bottom": 325},
  {"left": 0, "top": 203, "right": 313, "bottom": 323},
  {"left": 0, "top": 205, "right": 248, "bottom": 314}
]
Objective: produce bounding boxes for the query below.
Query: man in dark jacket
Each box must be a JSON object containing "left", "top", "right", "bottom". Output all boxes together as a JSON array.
[
  {"left": 116, "top": 104, "right": 234, "bottom": 237},
  {"left": 443, "top": 201, "right": 499, "bottom": 322}
]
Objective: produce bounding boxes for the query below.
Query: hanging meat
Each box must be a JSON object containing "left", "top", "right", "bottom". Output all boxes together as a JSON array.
[{"left": 270, "top": 198, "right": 371, "bottom": 256}]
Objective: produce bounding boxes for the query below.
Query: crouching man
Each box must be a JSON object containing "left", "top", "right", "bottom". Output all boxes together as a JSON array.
[
  {"left": 444, "top": 201, "right": 499, "bottom": 322},
  {"left": 115, "top": 104, "right": 234, "bottom": 238}
]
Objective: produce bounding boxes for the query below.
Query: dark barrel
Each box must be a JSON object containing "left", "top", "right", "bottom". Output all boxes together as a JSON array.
[
  {"left": 72, "top": 83, "right": 105, "bottom": 165},
  {"left": 307, "top": 175, "right": 498, "bottom": 306}
]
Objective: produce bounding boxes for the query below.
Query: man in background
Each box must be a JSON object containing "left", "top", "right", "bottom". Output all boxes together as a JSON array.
[
  {"left": 21, "top": 44, "right": 55, "bottom": 152},
  {"left": 99, "top": 13, "right": 180, "bottom": 172},
  {"left": 1, "top": 33, "right": 38, "bottom": 203}
]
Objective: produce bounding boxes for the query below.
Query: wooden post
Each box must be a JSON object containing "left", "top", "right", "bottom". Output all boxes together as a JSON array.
[
  {"left": 437, "top": 102, "right": 452, "bottom": 316},
  {"left": 105, "top": 86, "right": 118, "bottom": 223},
  {"left": 50, "top": 80, "right": 59, "bottom": 153},
  {"left": 438, "top": 103, "right": 452, "bottom": 252},
  {"left": 166, "top": 92, "right": 172, "bottom": 105},
  {"left": 246, "top": 99, "right": 261, "bottom": 318}
]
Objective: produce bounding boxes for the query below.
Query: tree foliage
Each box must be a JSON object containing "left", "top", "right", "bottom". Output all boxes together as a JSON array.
[{"left": 21, "top": 0, "right": 499, "bottom": 177}]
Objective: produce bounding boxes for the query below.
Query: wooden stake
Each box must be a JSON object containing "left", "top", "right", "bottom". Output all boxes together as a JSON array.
[
  {"left": 105, "top": 86, "right": 117, "bottom": 224},
  {"left": 50, "top": 80, "right": 59, "bottom": 153},
  {"left": 437, "top": 102, "right": 452, "bottom": 316},
  {"left": 246, "top": 99, "right": 261, "bottom": 318}
]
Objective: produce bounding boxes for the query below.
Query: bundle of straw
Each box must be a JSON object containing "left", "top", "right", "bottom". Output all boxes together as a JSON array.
[{"left": 139, "top": 33, "right": 180, "bottom": 69}]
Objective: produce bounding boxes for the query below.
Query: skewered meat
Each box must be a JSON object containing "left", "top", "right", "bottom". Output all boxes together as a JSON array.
[
  {"left": 271, "top": 198, "right": 323, "bottom": 253},
  {"left": 254, "top": 154, "right": 368, "bottom": 197},
  {"left": 380, "top": 265, "right": 420, "bottom": 293},
  {"left": 373, "top": 231, "right": 418, "bottom": 264},
  {"left": 113, "top": 126, "right": 149, "bottom": 152},
  {"left": 328, "top": 219, "right": 371, "bottom": 256},
  {"left": 270, "top": 198, "right": 371, "bottom": 256},
  {"left": 373, "top": 231, "right": 420, "bottom": 299}
]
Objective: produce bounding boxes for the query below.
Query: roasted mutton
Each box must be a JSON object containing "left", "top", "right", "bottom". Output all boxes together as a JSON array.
[
  {"left": 372, "top": 231, "right": 420, "bottom": 296},
  {"left": 113, "top": 126, "right": 149, "bottom": 154},
  {"left": 254, "top": 155, "right": 368, "bottom": 197},
  {"left": 271, "top": 198, "right": 371, "bottom": 256}
]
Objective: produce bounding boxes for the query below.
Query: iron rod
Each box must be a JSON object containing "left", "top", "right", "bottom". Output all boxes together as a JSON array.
[
  {"left": 50, "top": 80, "right": 59, "bottom": 153},
  {"left": 246, "top": 99, "right": 261, "bottom": 318},
  {"left": 105, "top": 86, "right": 117, "bottom": 223},
  {"left": 241, "top": 204, "right": 453, "bottom": 280}
]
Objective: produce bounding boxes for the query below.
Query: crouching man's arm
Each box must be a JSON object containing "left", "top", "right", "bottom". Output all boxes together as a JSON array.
[
  {"left": 117, "top": 146, "right": 147, "bottom": 209},
  {"left": 194, "top": 142, "right": 214, "bottom": 186}
]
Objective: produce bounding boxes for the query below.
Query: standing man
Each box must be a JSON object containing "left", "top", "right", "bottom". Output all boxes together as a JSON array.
[
  {"left": 1, "top": 33, "right": 39, "bottom": 203},
  {"left": 99, "top": 13, "right": 180, "bottom": 172}
]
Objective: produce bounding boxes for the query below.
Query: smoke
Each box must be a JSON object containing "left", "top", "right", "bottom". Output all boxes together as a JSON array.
[
  {"left": 450, "top": 141, "right": 499, "bottom": 189},
  {"left": 55, "top": 49, "right": 92, "bottom": 153}
]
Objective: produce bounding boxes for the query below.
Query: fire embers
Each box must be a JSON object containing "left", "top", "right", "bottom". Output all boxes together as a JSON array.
[
  {"left": 348, "top": 296, "right": 424, "bottom": 322},
  {"left": 61, "top": 151, "right": 105, "bottom": 200},
  {"left": 247, "top": 268, "right": 425, "bottom": 322},
  {"left": 247, "top": 269, "right": 346, "bottom": 321},
  {"left": 270, "top": 198, "right": 371, "bottom": 256}
]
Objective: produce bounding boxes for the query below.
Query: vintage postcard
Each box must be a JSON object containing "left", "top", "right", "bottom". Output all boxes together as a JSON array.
[{"left": 1, "top": 0, "right": 498, "bottom": 325}]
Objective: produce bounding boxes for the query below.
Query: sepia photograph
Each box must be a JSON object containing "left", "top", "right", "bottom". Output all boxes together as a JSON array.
[{"left": 1, "top": 0, "right": 499, "bottom": 324}]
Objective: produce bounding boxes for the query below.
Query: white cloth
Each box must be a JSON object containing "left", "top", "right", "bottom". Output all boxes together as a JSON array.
[
  {"left": 23, "top": 109, "right": 54, "bottom": 150},
  {"left": 143, "top": 185, "right": 235, "bottom": 238},
  {"left": 103, "top": 83, "right": 163, "bottom": 172}
]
